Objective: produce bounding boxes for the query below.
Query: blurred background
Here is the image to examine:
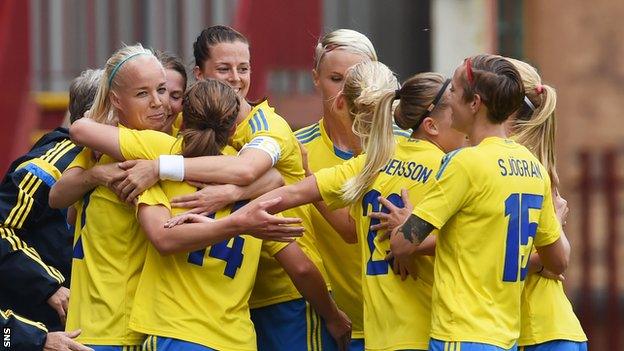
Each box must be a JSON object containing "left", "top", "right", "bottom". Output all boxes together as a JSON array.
[{"left": 1, "top": 0, "right": 622, "bottom": 347}]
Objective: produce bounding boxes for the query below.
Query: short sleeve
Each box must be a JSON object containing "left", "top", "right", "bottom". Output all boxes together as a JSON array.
[
  {"left": 262, "top": 239, "right": 290, "bottom": 257},
  {"left": 67, "top": 148, "right": 95, "bottom": 170},
  {"left": 534, "top": 180, "right": 561, "bottom": 247},
  {"left": 119, "top": 127, "right": 178, "bottom": 161},
  {"left": 413, "top": 150, "right": 472, "bottom": 229},
  {"left": 314, "top": 155, "right": 366, "bottom": 210},
  {"left": 136, "top": 183, "right": 171, "bottom": 211}
]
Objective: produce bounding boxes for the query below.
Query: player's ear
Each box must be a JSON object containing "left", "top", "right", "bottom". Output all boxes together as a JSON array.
[{"left": 421, "top": 117, "right": 438, "bottom": 136}]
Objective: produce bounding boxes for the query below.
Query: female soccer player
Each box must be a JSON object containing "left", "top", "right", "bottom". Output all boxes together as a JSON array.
[
  {"left": 67, "top": 79, "right": 351, "bottom": 351},
  {"left": 155, "top": 50, "right": 187, "bottom": 133},
  {"left": 385, "top": 55, "right": 569, "bottom": 351},
  {"left": 142, "top": 25, "right": 334, "bottom": 351},
  {"left": 294, "top": 29, "right": 411, "bottom": 350},
  {"left": 53, "top": 44, "right": 171, "bottom": 350},
  {"left": 169, "top": 60, "right": 467, "bottom": 350},
  {"left": 505, "top": 58, "right": 587, "bottom": 351}
]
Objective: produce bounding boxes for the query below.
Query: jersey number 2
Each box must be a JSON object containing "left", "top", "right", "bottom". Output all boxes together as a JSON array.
[
  {"left": 362, "top": 189, "right": 404, "bottom": 276},
  {"left": 502, "top": 193, "right": 543, "bottom": 282}
]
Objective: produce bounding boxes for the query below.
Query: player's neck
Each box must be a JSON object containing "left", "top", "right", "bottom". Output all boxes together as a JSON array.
[
  {"left": 236, "top": 99, "right": 253, "bottom": 126},
  {"left": 323, "top": 111, "right": 362, "bottom": 155},
  {"left": 468, "top": 113, "right": 507, "bottom": 146}
]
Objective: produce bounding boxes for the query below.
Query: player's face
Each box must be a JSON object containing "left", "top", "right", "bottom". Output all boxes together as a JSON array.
[
  {"left": 434, "top": 98, "right": 470, "bottom": 153},
  {"left": 196, "top": 40, "right": 251, "bottom": 99},
  {"left": 164, "top": 68, "right": 185, "bottom": 126},
  {"left": 448, "top": 65, "right": 474, "bottom": 135},
  {"left": 313, "top": 49, "right": 368, "bottom": 115},
  {"left": 112, "top": 56, "right": 170, "bottom": 131}
]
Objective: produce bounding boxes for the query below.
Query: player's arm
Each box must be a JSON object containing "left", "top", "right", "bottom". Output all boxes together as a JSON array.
[
  {"left": 69, "top": 118, "right": 124, "bottom": 160},
  {"left": 170, "top": 168, "right": 285, "bottom": 215},
  {"left": 532, "top": 184, "right": 570, "bottom": 276},
  {"left": 274, "top": 243, "right": 351, "bottom": 350},
  {"left": 311, "top": 202, "right": 357, "bottom": 244},
  {"left": 0, "top": 310, "right": 92, "bottom": 351},
  {"left": 49, "top": 164, "right": 126, "bottom": 208}
]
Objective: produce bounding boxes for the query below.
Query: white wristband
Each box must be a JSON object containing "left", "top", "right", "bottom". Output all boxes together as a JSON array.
[{"left": 159, "top": 155, "right": 185, "bottom": 181}]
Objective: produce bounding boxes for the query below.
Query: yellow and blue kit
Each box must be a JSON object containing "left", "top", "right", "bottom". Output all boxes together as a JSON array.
[
  {"left": 413, "top": 137, "right": 562, "bottom": 350},
  {"left": 295, "top": 118, "right": 412, "bottom": 348},
  {"left": 0, "top": 128, "right": 81, "bottom": 331},
  {"left": 315, "top": 139, "right": 441, "bottom": 351},
  {"left": 64, "top": 126, "right": 148, "bottom": 348},
  {"left": 518, "top": 254, "right": 587, "bottom": 349},
  {"left": 230, "top": 101, "right": 334, "bottom": 350},
  {"left": 117, "top": 127, "right": 288, "bottom": 350}
]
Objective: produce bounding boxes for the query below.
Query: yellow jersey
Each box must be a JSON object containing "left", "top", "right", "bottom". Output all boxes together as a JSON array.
[
  {"left": 119, "top": 128, "right": 288, "bottom": 350},
  {"left": 230, "top": 101, "right": 329, "bottom": 308},
  {"left": 65, "top": 128, "right": 148, "bottom": 345},
  {"left": 413, "top": 137, "right": 562, "bottom": 349},
  {"left": 315, "top": 139, "right": 440, "bottom": 351},
  {"left": 294, "top": 118, "right": 412, "bottom": 340},
  {"left": 518, "top": 256, "right": 587, "bottom": 345}
]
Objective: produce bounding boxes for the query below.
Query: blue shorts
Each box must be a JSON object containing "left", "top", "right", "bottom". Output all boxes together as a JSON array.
[
  {"left": 430, "top": 339, "right": 517, "bottom": 351},
  {"left": 87, "top": 346, "right": 142, "bottom": 351},
  {"left": 141, "top": 336, "right": 216, "bottom": 351},
  {"left": 349, "top": 338, "right": 365, "bottom": 351},
  {"left": 519, "top": 340, "right": 588, "bottom": 351},
  {"left": 250, "top": 297, "right": 338, "bottom": 351}
]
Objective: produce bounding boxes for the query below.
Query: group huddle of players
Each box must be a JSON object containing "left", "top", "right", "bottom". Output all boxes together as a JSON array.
[{"left": 0, "top": 25, "right": 586, "bottom": 351}]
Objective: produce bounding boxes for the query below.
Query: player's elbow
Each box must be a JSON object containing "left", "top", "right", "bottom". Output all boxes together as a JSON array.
[
  {"left": 230, "top": 164, "right": 260, "bottom": 186},
  {"left": 289, "top": 257, "right": 318, "bottom": 280},
  {"left": 69, "top": 119, "right": 90, "bottom": 146},
  {"left": 148, "top": 231, "right": 177, "bottom": 255},
  {"left": 537, "top": 239, "right": 569, "bottom": 275}
]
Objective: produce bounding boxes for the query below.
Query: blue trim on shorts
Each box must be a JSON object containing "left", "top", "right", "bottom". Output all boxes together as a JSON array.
[
  {"left": 251, "top": 297, "right": 339, "bottom": 351},
  {"left": 520, "top": 340, "right": 587, "bottom": 351},
  {"left": 429, "top": 338, "right": 518, "bottom": 351},
  {"left": 86, "top": 346, "right": 142, "bottom": 351},
  {"left": 349, "top": 338, "right": 365, "bottom": 351},
  {"left": 141, "top": 335, "right": 217, "bottom": 351}
]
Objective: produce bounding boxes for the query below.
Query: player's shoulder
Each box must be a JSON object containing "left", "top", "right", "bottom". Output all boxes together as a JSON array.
[{"left": 295, "top": 121, "right": 321, "bottom": 145}]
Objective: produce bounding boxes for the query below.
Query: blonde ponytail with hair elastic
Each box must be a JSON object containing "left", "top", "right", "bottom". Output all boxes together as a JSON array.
[
  {"left": 89, "top": 44, "right": 156, "bottom": 126},
  {"left": 341, "top": 71, "right": 451, "bottom": 204},
  {"left": 506, "top": 58, "right": 558, "bottom": 186},
  {"left": 339, "top": 61, "right": 398, "bottom": 204}
]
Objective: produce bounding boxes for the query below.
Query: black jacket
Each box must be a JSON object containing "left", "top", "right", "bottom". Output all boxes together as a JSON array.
[{"left": 0, "top": 128, "right": 81, "bottom": 332}]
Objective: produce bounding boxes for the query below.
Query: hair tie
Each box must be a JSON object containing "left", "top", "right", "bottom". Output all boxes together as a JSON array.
[
  {"left": 523, "top": 96, "right": 536, "bottom": 111},
  {"left": 108, "top": 52, "right": 149, "bottom": 88},
  {"left": 394, "top": 89, "right": 401, "bottom": 100},
  {"left": 535, "top": 84, "right": 544, "bottom": 95},
  {"left": 465, "top": 58, "right": 474, "bottom": 85},
  {"left": 412, "top": 79, "right": 451, "bottom": 130}
]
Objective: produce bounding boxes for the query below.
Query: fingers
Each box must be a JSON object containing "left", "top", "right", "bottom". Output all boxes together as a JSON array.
[
  {"left": 170, "top": 200, "right": 201, "bottom": 209},
  {"left": 187, "top": 181, "right": 208, "bottom": 188},
  {"left": 368, "top": 211, "right": 390, "bottom": 221},
  {"left": 267, "top": 215, "right": 303, "bottom": 225},
  {"left": 68, "top": 339, "right": 94, "bottom": 351},
  {"left": 378, "top": 229, "right": 393, "bottom": 241},
  {"left": 117, "top": 160, "right": 137, "bottom": 170},
  {"left": 53, "top": 303, "right": 67, "bottom": 325},
  {"left": 378, "top": 196, "right": 398, "bottom": 211},
  {"left": 171, "top": 194, "right": 199, "bottom": 206},
  {"left": 65, "top": 329, "right": 81, "bottom": 338},
  {"left": 370, "top": 222, "right": 390, "bottom": 231}
]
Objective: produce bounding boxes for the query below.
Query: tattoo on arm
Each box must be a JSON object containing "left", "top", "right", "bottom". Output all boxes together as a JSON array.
[{"left": 399, "top": 214, "right": 434, "bottom": 245}]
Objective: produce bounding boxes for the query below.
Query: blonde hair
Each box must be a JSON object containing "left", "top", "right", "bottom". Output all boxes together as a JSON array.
[
  {"left": 506, "top": 57, "right": 558, "bottom": 186},
  {"left": 341, "top": 70, "right": 452, "bottom": 203},
  {"left": 338, "top": 61, "right": 397, "bottom": 203},
  {"left": 89, "top": 44, "right": 157, "bottom": 125},
  {"left": 314, "top": 29, "right": 377, "bottom": 70}
]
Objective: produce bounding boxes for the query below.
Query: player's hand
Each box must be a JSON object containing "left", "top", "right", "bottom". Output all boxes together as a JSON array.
[
  {"left": 115, "top": 159, "right": 159, "bottom": 203},
  {"left": 231, "top": 197, "right": 305, "bottom": 242},
  {"left": 370, "top": 189, "right": 413, "bottom": 240},
  {"left": 325, "top": 308, "right": 352, "bottom": 351},
  {"left": 170, "top": 183, "right": 238, "bottom": 215},
  {"left": 164, "top": 213, "right": 215, "bottom": 228},
  {"left": 385, "top": 251, "right": 418, "bottom": 281},
  {"left": 539, "top": 268, "right": 565, "bottom": 281},
  {"left": 553, "top": 192, "right": 569, "bottom": 227},
  {"left": 298, "top": 141, "right": 313, "bottom": 177},
  {"left": 44, "top": 329, "right": 93, "bottom": 351},
  {"left": 47, "top": 286, "right": 70, "bottom": 326},
  {"left": 89, "top": 162, "right": 127, "bottom": 189}
]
